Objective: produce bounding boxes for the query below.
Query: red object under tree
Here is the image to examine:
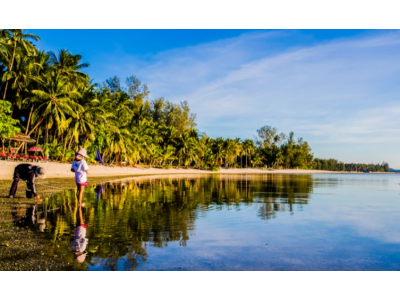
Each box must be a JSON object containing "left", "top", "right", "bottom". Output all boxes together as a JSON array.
[{"left": 28, "top": 147, "right": 43, "bottom": 152}]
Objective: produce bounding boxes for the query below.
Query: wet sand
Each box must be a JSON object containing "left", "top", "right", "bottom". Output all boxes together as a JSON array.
[{"left": 0, "top": 175, "right": 135, "bottom": 271}]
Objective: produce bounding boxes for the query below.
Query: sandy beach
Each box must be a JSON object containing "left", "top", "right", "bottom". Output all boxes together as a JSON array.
[{"left": 0, "top": 160, "right": 340, "bottom": 180}]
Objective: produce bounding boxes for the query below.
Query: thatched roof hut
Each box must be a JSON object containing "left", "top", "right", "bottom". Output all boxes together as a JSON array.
[
  {"left": 8, "top": 133, "right": 36, "bottom": 143},
  {"left": 1, "top": 133, "right": 36, "bottom": 154}
]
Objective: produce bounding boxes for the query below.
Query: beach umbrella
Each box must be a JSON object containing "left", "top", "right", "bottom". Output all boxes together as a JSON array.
[{"left": 28, "top": 146, "right": 43, "bottom": 152}]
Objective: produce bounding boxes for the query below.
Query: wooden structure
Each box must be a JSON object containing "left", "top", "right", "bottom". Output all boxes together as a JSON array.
[{"left": 1, "top": 133, "right": 36, "bottom": 154}]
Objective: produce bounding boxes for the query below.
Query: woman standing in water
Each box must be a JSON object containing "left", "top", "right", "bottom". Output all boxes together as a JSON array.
[{"left": 71, "top": 148, "right": 89, "bottom": 206}]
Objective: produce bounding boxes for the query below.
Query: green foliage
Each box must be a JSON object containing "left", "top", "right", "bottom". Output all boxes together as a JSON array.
[
  {"left": 0, "top": 101, "right": 20, "bottom": 140},
  {"left": 313, "top": 158, "right": 390, "bottom": 172},
  {"left": 253, "top": 126, "right": 314, "bottom": 169},
  {"left": 209, "top": 163, "right": 220, "bottom": 172}
]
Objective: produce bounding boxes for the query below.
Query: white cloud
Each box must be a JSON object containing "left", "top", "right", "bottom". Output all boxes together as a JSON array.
[{"left": 96, "top": 30, "right": 400, "bottom": 168}]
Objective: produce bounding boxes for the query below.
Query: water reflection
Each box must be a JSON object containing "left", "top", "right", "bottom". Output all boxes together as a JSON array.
[
  {"left": 13, "top": 203, "right": 46, "bottom": 232},
  {"left": 39, "top": 174, "right": 315, "bottom": 270},
  {"left": 71, "top": 205, "right": 89, "bottom": 263}
]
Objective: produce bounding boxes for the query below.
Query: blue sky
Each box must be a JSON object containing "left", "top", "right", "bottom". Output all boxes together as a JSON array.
[{"left": 28, "top": 30, "right": 400, "bottom": 168}]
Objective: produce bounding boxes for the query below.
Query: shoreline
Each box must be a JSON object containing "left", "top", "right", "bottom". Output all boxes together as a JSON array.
[
  {"left": 0, "top": 161, "right": 395, "bottom": 180},
  {"left": 0, "top": 160, "right": 345, "bottom": 180}
]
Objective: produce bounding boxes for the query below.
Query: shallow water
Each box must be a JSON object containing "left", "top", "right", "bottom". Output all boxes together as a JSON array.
[{"left": 11, "top": 174, "right": 400, "bottom": 270}]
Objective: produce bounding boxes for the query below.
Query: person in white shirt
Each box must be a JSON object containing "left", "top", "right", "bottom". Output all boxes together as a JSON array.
[{"left": 71, "top": 148, "right": 89, "bottom": 206}]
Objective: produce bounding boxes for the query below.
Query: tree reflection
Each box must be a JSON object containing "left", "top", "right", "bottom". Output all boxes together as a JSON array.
[
  {"left": 255, "top": 175, "right": 312, "bottom": 220},
  {"left": 43, "top": 174, "right": 318, "bottom": 270}
]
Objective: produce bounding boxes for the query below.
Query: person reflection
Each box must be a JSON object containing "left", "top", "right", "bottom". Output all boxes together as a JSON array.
[
  {"left": 12, "top": 203, "right": 46, "bottom": 232},
  {"left": 71, "top": 205, "right": 89, "bottom": 264}
]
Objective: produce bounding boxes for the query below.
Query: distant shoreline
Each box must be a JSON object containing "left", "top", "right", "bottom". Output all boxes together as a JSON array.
[{"left": 1, "top": 161, "right": 397, "bottom": 180}]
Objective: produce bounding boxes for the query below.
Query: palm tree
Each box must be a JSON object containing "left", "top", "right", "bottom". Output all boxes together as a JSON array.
[
  {"left": 177, "top": 132, "right": 199, "bottom": 168},
  {"left": 233, "top": 138, "right": 242, "bottom": 167},
  {"left": 199, "top": 142, "right": 215, "bottom": 169},
  {"left": 160, "top": 145, "right": 177, "bottom": 166},
  {"left": 242, "top": 139, "right": 255, "bottom": 168},
  {"left": 273, "top": 152, "right": 284, "bottom": 169},
  {"left": 225, "top": 139, "right": 238, "bottom": 168},
  {"left": 1, "top": 29, "right": 40, "bottom": 100},
  {"left": 23, "top": 51, "right": 53, "bottom": 134},
  {"left": 212, "top": 137, "right": 225, "bottom": 166},
  {"left": 251, "top": 153, "right": 263, "bottom": 168},
  {"left": 162, "top": 126, "right": 179, "bottom": 148},
  {"left": 103, "top": 124, "right": 131, "bottom": 166},
  {"left": 64, "top": 84, "right": 105, "bottom": 149},
  {"left": 6, "top": 53, "right": 42, "bottom": 115},
  {"left": 146, "top": 144, "right": 162, "bottom": 167},
  {"left": 49, "top": 49, "right": 89, "bottom": 87},
  {"left": 182, "top": 140, "right": 200, "bottom": 168},
  {"left": 130, "top": 119, "right": 154, "bottom": 165},
  {"left": 111, "top": 91, "right": 133, "bottom": 121},
  {"left": 131, "top": 105, "right": 151, "bottom": 126},
  {"left": 25, "top": 71, "right": 82, "bottom": 146}
]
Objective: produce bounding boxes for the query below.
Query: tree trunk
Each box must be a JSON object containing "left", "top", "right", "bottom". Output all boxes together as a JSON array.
[
  {"left": 68, "top": 134, "right": 74, "bottom": 149},
  {"left": 102, "top": 150, "right": 107, "bottom": 164},
  {"left": 28, "top": 117, "right": 45, "bottom": 136},
  {"left": 2, "top": 81, "right": 9, "bottom": 101},
  {"left": 25, "top": 106, "right": 34, "bottom": 135},
  {"left": 36, "top": 128, "right": 41, "bottom": 144},
  {"left": 45, "top": 117, "right": 48, "bottom": 146},
  {"left": 16, "top": 142, "right": 24, "bottom": 153},
  {"left": 2, "top": 40, "right": 17, "bottom": 101},
  {"left": 10, "top": 101, "right": 16, "bottom": 117},
  {"left": 63, "top": 135, "right": 69, "bottom": 150}
]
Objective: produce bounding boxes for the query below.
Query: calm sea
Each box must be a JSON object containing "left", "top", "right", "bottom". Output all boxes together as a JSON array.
[{"left": 14, "top": 174, "right": 400, "bottom": 271}]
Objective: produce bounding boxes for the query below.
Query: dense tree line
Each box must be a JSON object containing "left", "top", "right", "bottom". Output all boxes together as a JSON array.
[
  {"left": 313, "top": 158, "right": 390, "bottom": 172},
  {"left": 0, "top": 29, "right": 317, "bottom": 170}
]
